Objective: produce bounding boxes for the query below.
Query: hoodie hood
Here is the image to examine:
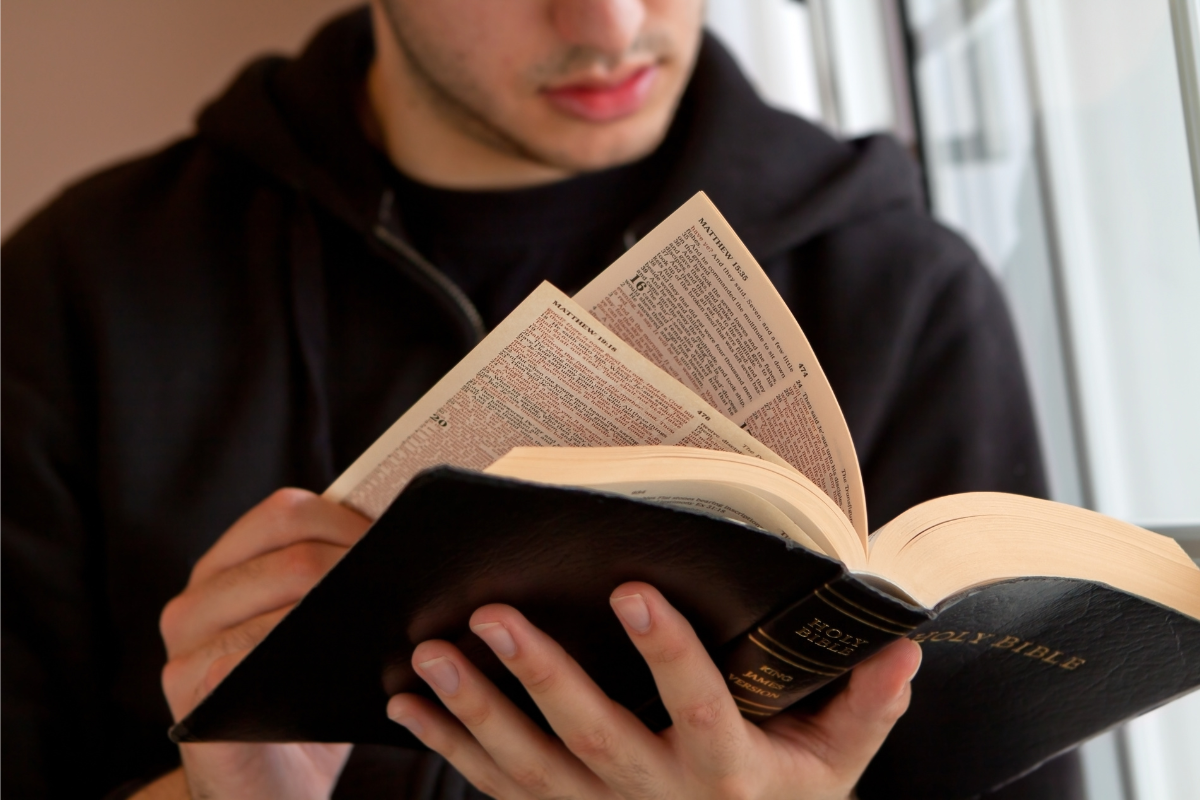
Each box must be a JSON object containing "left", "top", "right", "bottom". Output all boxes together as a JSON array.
[
  {"left": 190, "top": 6, "right": 934, "bottom": 487},
  {"left": 3, "top": 10, "right": 1051, "bottom": 796},
  {"left": 630, "top": 34, "right": 925, "bottom": 261},
  {"left": 196, "top": 6, "right": 925, "bottom": 266},
  {"left": 197, "top": 8, "right": 385, "bottom": 234}
]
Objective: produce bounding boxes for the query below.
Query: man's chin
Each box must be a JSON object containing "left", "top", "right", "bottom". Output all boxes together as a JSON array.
[{"left": 522, "top": 115, "right": 675, "bottom": 175}]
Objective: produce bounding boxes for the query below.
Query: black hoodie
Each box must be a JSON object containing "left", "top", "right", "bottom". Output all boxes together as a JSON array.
[{"left": 2, "top": 8, "right": 1074, "bottom": 799}]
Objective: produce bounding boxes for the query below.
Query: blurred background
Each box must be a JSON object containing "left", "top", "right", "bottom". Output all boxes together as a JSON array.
[{"left": 4, "top": 1, "right": 1199, "bottom": 797}]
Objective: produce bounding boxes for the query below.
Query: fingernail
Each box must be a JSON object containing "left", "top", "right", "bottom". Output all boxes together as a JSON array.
[
  {"left": 392, "top": 715, "right": 423, "bottom": 736},
  {"left": 472, "top": 622, "right": 517, "bottom": 658},
  {"left": 611, "top": 593, "right": 651, "bottom": 633},
  {"left": 907, "top": 642, "right": 924, "bottom": 683},
  {"left": 417, "top": 657, "right": 460, "bottom": 695},
  {"left": 386, "top": 696, "right": 425, "bottom": 735}
]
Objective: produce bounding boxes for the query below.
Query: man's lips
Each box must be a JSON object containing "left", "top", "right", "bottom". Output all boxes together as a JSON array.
[{"left": 541, "top": 65, "right": 659, "bottom": 123}]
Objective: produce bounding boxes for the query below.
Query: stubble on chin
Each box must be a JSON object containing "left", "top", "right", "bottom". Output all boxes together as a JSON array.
[
  {"left": 376, "top": 2, "right": 688, "bottom": 172},
  {"left": 378, "top": 2, "right": 539, "bottom": 164}
]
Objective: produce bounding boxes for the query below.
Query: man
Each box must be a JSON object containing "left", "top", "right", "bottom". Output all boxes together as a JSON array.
[{"left": 2, "top": 1, "right": 1080, "bottom": 797}]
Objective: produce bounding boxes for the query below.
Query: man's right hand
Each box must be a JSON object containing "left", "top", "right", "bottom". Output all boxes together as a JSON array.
[{"left": 141, "top": 488, "right": 372, "bottom": 799}]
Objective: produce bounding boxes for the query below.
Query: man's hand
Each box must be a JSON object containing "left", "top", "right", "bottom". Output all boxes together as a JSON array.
[
  {"left": 387, "top": 582, "right": 921, "bottom": 800},
  {"left": 151, "top": 488, "right": 371, "bottom": 800}
]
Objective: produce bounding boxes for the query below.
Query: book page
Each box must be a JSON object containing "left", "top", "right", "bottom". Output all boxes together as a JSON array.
[
  {"left": 325, "top": 283, "right": 791, "bottom": 520},
  {"left": 569, "top": 480, "right": 826, "bottom": 554},
  {"left": 575, "top": 192, "right": 867, "bottom": 541},
  {"left": 483, "top": 446, "right": 864, "bottom": 566}
]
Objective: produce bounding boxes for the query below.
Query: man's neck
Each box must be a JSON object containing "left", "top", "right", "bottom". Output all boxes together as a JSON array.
[{"left": 364, "top": 5, "right": 571, "bottom": 191}]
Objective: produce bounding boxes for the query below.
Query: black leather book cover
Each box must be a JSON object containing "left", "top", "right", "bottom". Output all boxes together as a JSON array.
[
  {"left": 172, "top": 467, "right": 876, "bottom": 744},
  {"left": 172, "top": 468, "right": 1200, "bottom": 799},
  {"left": 861, "top": 578, "right": 1200, "bottom": 799}
]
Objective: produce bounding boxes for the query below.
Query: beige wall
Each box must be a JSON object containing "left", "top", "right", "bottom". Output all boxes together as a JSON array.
[{"left": 2, "top": 0, "right": 358, "bottom": 238}]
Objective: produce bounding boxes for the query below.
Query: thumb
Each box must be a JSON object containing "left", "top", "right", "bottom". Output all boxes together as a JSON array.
[{"left": 789, "top": 638, "right": 922, "bottom": 778}]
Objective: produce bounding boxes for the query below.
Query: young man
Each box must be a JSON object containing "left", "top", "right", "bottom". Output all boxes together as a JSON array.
[{"left": 2, "top": 1, "right": 1080, "bottom": 797}]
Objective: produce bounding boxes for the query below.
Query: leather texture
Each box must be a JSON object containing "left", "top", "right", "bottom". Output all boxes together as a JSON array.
[
  {"left": 722, "top": 573, "right": 929, "bottom": 715},
  {"left": 860, "top": 577, "right": 1200, "bottom": 799},
  {"left": 173, "top": 468, "right": 852, "bottom": 744},
  {"left": 174, "top": 469, "right": 1200, "bottom": 800}
]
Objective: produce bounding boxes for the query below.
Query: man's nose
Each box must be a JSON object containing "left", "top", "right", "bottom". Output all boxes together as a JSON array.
[{"left": 551, "top": 0, "right": 646, "bottom": 56}]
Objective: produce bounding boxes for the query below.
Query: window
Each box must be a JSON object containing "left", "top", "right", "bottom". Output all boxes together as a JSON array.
[{"left": 709, "top": 2, "right": 1200, "bottom": 797}]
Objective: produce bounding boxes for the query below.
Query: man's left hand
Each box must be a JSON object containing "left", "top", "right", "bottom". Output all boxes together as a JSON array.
[{"left": 386, "top": 581, "right": 921, "bottom": 800}]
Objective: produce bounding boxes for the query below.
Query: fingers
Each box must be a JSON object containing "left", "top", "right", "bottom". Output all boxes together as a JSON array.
[
  {"left": 468, "top": 605, "right": 673, "bottom": 792},
  {"left": 607, "top": 582, "right": 749, "bottom": 778},
  {"left": 160, "top": 488, "right": 369, "bottom": 722},
  {"left": 388, "top": 694, "right": 539, "bottom": 800},
  {"left": 821, "top": 637, "right": 921, "bottom": 753},
  {"left": 190, "top": 488, "right": 370, "bottom": 585},
  {"left": 161, "top": 541, "right": 346, "bottom": 656},
  {"left": 767, "top": 637, "right": 921, "bottom": 777},
  {"left": 392, "top": 591, "right": 920, "bottom": 800},
  {"left": 389, "top": 641, "right": 612, "bottom": 800},
  {"left": 162, "top": 605, "right": 292, "bottom": 720}
]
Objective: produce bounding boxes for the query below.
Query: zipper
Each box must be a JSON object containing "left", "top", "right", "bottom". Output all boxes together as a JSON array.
[{"left": 372, "top": 190, "right": 487, "bottom": 346}]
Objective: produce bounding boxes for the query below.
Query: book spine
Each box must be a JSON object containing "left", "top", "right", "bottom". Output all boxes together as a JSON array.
[{"left": 719, "top": 575, "right": 927, "bottom": 719}]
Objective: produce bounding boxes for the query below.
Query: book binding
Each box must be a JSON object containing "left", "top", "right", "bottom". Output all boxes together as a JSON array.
[{"left": 721, "top": 574, "right": 929, "bottom": 717}]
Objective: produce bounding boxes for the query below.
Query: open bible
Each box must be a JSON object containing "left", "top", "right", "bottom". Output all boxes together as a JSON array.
[{"left": 172, "top": 193, "right": 1200, "bottom": 799}]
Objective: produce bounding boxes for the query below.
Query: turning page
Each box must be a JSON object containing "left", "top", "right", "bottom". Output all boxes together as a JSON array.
[
  {"left": 575, "top": 192, "right": 866, "bottom": 540},
  {"left": 325, "top": 283, "right": 790, "bottom": 520}
]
